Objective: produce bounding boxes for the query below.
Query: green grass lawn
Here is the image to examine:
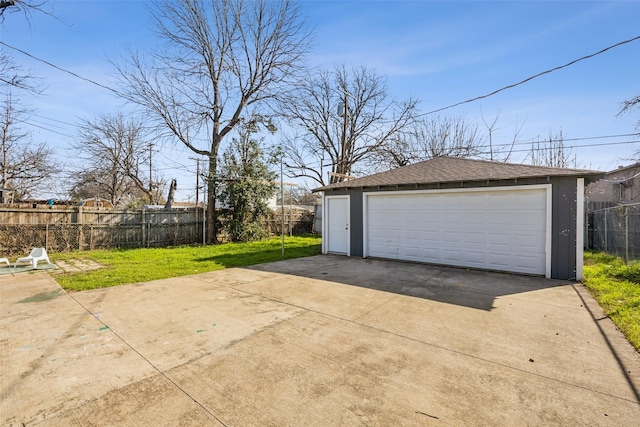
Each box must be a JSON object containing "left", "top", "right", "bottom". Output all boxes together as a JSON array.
[
  {"left": 52, "top": 235, "right": 321, "bottom": 292},
  {"left": 583, "top": 251, "right": 640, "bottom": 352}
]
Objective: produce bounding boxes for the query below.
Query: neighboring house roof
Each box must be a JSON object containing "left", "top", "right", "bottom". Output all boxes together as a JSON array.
[
  {"left": 603, "top": 162, "right": 640, "bottom": 175},
  {"left": 585, "top": 162, "right": 640, "bottom": 205},
  {"left": 314, "top": 157, "right": 603, "bottom": 192}
]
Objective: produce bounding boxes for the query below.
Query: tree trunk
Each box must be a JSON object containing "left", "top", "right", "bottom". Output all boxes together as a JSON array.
[
  {"left": 164, "top": 179, "right": 177, "bottom": 209},
  {"left": 206, "top": 155, "right": 218, "bottom": 243}
]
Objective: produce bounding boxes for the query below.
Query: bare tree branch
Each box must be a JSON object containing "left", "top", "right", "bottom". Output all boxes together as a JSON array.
[
  {"left": 0, "top": 48, "right": 43, "bottom": 93},
  {"left": 375, "top": 115, "right": 484, "bottom": 170},
  {"left": 71, "top": 113, "right": 164, "bottom": 206},
  {"left": 114, "top": 0, "right": 311, "bottom": 242},
  {"left": 618, "top": 94, "right": 640, "bottom": 132},
  {"left": 0, "top": 91, "right": 59, "bottom": 200},
  {"left": 528, "top": 130, "right": 573, "bottom": 168},
  {"left": 0, "top": 0, "right": 51, "bottom": 23},
  {"left": 278, "top": 64, "right": 418, "bottom": 186}
]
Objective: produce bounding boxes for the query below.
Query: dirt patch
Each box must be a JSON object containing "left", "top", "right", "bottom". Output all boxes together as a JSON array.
[{"left": 52, "top": 259, "right": 104, "bottom": 274}]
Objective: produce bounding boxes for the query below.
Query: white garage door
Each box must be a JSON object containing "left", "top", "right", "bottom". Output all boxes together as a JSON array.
[{"left": 365, "top": 187, "right": 549, "bottom": 276}]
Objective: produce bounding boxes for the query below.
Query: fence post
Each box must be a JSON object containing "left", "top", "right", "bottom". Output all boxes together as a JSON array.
[
  {"left": 46, "top": 223, "right": 49, "bottom": 251},
  {"left": 604, "top": 209, "right": 608, "bottom": 252},
  {"left": 77, "top": 206, "right": 84, "bottom": 251},
  {"left": 141, "top": 207, "right": 146, "bottom": 247},
  {"left": 625, "top": 206, "right": 629, "bottom": 263}
]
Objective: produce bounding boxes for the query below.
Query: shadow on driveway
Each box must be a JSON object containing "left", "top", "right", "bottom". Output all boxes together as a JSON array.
[
  {"left": 251, "top": 254, "right": 640, "bottom": 406},
  {"left": 250, "top": 254, "right": 567, "bottom": 311}
]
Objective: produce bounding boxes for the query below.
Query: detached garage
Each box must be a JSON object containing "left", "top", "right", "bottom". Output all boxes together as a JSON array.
[{"left": 315, "top": 157, "right": 602, "bottom": 280}]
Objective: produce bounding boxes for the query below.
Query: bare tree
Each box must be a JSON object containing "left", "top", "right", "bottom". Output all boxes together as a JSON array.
[
  {"left": 619, "top": 94, "right": 640, "bottom": 131},
  {"left": 375, "top": 115, "right": 483, "bottom": 170},
  {"left": 71, "top": 113, "right": 163, "bottom": 206},
  {"left": 0, "top": 0, "right": 49, "bottom": 21},
  {"left": 617, "top": 94, "right": 640, "bottom": 161},
  {"left": 0, "top": 91, "right": 59, "bottom": 200},
  {"left": 481, "top": 109, "right": 502, "bottom": 161},
  {"left": 0, "top": 48, "right": 42, "bottom": 93},
  {"left": 1, "top": 0, "right": 51, "bottom": 92},
  {"left": 279, "top": 64, "right": 418, "bottom": 185},
  {"left": 115, "top": 0, "right": 311, "bottom": 242},
  {"left": 480, "top": 109, "right": 525, "bottom": 162},
  {"left": 529, "top": 130, "right": 573, "bottom": 168}
]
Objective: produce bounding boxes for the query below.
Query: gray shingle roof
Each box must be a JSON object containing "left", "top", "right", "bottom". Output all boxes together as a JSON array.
[{"left": 314, "top": 156, "right": 603, "bottom": 192}]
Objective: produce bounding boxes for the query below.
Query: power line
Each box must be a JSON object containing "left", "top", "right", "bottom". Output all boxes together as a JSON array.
[
  {"left": 28, "top": 117, "right": 72, "bottom": 131},
  {"left": 30, "top": 113, "right": 78, "bottom": 127},
  {"left": 6, "top": 33, "right": 638, "bottom": 126},
  {"left": 420, "top": 34, "right": 640, "bottom": 117},
  {"left": 22, "top": 120, "right": 76, "bottom": 139},
  {"left": 3, "top": 38, "right": 637, "bottom": 172},
  {"left": 489, "top": 132, "right": 639, "bottom": 149},
  {"left": 0, "top": 41, "right": 119, "bottom": 95},
  {"left": 477, "top": 139, "right": 640, "bottom": 156}
]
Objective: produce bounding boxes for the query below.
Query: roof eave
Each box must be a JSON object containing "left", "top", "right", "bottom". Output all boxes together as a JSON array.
[{"left": 313, "top": 171, "right": 605, "bottom": 193}]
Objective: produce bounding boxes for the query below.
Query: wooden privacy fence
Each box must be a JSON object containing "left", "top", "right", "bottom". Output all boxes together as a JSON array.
[
  {"left": 0, "top": 206, "right": 204, "bottom": 256},
  {"left": 263, "top": 209, "right": 314, "bottom": 236},
  {"left": 0, "top": 206, "right": 315, "bottom": 256}
]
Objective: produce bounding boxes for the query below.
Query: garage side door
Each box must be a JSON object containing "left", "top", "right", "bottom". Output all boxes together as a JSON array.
[{"left": 365, "top": 188, "right": 548, "bottom": 275}]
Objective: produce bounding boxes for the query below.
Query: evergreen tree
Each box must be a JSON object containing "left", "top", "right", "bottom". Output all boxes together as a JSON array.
[{"left": 218, "top": 121, "right": 277, "bottom": 242}]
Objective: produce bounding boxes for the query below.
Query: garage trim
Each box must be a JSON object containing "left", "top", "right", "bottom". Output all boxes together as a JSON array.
[
  {"left": 576, "top": 178, "right": 584, "bottom": 281},
  {"left": 362, "top": 184, "right": 552, "bottom": 278}
]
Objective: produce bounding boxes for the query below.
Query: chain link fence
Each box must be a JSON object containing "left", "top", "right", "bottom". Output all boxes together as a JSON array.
[
  {"left": 0, "top": 222, "right": 204, "bottom": 256},
  {"left": 591, "top": 203, "right": 640, "bottom": 262},
  {"left": 1, "top": 210, "right": 315, "bottom": 257}
]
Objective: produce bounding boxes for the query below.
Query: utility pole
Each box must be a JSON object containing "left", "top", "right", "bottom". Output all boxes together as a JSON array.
[
  {"left": 1, "top": 136, "right": 6, "bottom": 188},
  {"left": 340, "top": 91, "right": 348, "bottom": 182},
  {"left": 1, "top": 137, "right": 5, "bottom": 204},
  {"left": 148, "top": 142, "right": 154, "bottom": 204},
  {"left": 281, "top": 152, "right": 285, "bottom": 256},
  {"left": 190, "top": 157, "right": 203, "bottom": 244},
  {"left": 190, "top": 157, "right": 200, "bottom": 207}
]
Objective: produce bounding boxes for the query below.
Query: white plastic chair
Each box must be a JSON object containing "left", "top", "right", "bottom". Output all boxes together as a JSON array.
[
  {"left": 14, "top": 248, "right": 51, "bottom": 269},
  {"left": 0, "top": 257, "right": 9, "bottom": 266}
]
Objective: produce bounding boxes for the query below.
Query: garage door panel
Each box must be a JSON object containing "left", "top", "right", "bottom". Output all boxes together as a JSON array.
[
  {"left": 442, "top": 213, "right": 465, "bottom": 225},
  {"left": 490, "top": 212, "right": 513, "bottom": 225},
  {"left": 489, "top": 253, "right": 512, "bottom": 268},
  {"left": 514, "top": 255, "right": 544, "bottom": 273},
  {"left": 443, "top": 249, "right": 463, "bottom": 261},
  {"left": 366, "top": 188, "right": 547, "bottom": 275},
  {"left": 489, "top": 233, "right": 511, "bottom": 246},
  {"left": 422, "top": 248, "right": 440, "bottom": 260},
  {"left": 515, "top": 211, "right": 546, "bottom": 226},
  {"left": 466, "top": 232, "right": 486, "bottom": 244},
  {"left": 404, "top": 211, "right": 423, "bottom": 223},
  {"left": 466, "top": 215, "right": 486, "bottom": 226},
  {"left": 404, "top": 246, "right": 423, "bottom": 258},
  {"left": 442, "top": 231, "right": 463, "bottom": 243},
  {"left": 423, "top": 230, "right": 441, "bottom": 240},
  {"left": 466, "top": 251, "right": 486, "bottom": 264}
]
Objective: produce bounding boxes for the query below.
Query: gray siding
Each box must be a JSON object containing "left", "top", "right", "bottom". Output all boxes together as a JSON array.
[
  {"left": 348, "top": 189, "right": 364, "bottom": 257},
  {"left": 322, "top": 188, "right": 364, "bottom": 257},
  {"left": 551, "top": 177, "right": 578, "bottom": 280}
]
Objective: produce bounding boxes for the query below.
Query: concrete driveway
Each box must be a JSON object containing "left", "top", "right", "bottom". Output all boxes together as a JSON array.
[{"left": 1, "top": 255, "right": 639, "bottom": 426}]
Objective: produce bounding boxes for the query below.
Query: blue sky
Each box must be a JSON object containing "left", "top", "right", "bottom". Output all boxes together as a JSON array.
[{"left": 1, "top": 0, "right": 639, "bottom": 201}]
